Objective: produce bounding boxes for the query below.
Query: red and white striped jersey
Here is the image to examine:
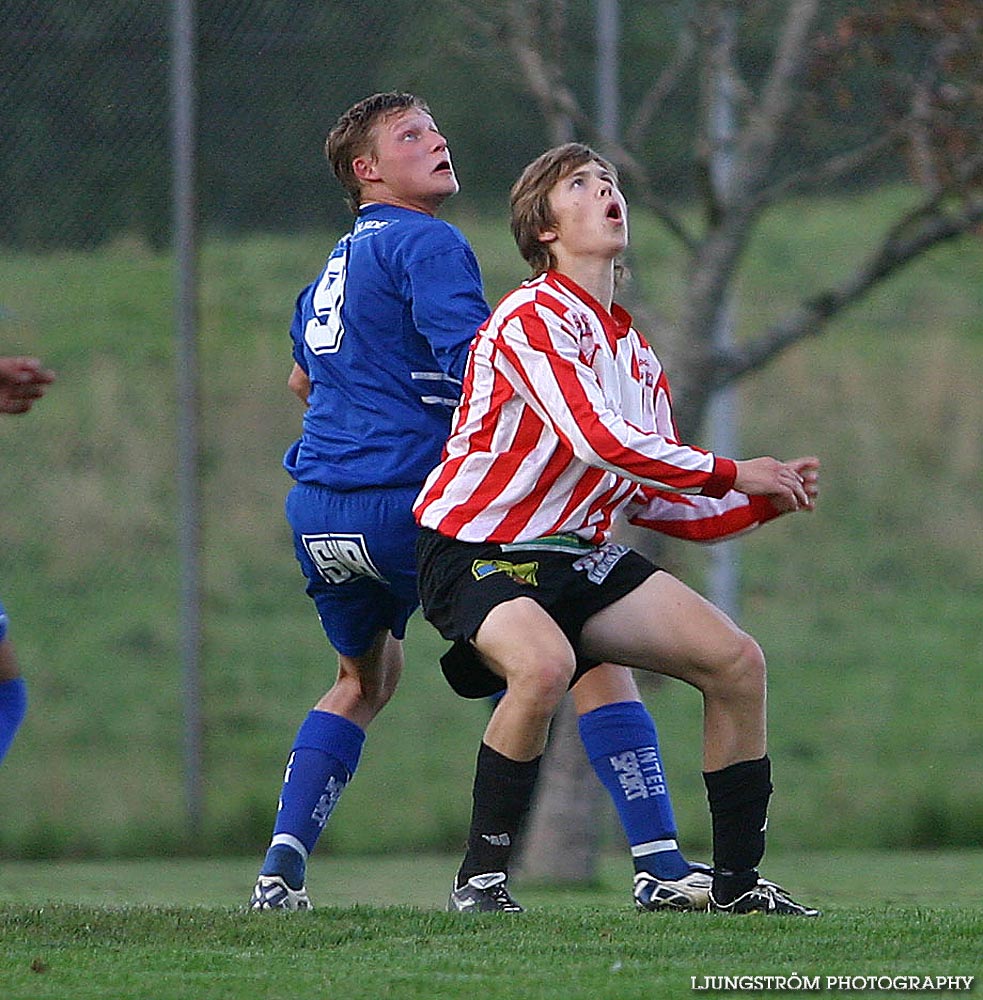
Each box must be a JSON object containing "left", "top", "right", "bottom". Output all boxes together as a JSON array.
[{"left": 413, "top": 270, "right": 778, "bottom": 545}]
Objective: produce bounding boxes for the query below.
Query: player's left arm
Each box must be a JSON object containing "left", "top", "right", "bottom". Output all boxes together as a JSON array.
[
  {"left": 405, "top": 233, "right": 490, "bottom": 382},
  {"left": 627, "top": 456, "right": 820, "bottom": 542},
  {"left": 284, "top": 284, "right": 314, "bottom": 407}
]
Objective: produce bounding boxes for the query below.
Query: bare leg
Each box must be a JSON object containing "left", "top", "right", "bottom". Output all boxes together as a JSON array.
[
  {"left": 475, "top": 597, "right": 577, "bottom": 761},
  {"left": 580, "top": 571, "right": 766, "bottom": 772},
  {"left": 570, "top": 661, "right": 640, "bottom": 713},
  {"left": 0, "top": 638, "right": 21, "bottom": 682},
  {"left": 252, "top": 629, "right": 403, "bottom": 906},
  {"left": 449, "top": 598, "right": 574, "bottom": 892},
  {"left": 314, "top": 629, "right": 404, "bottom": 729},
  {"left": 577, "top": 571, "right": 805, "bottom": 909}
]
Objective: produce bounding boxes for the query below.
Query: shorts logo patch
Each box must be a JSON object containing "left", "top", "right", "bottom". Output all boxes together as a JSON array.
[
  {"left": 572, "top": 543, "right": 630, "bottom": 584},
  {"left": 471, "top": 559, "right": 539, "bottom": 586},
  {"left": 303, "top": 532, "right": 383, "bottom": 584}
]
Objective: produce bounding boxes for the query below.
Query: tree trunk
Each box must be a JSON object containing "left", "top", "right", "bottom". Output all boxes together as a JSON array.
[{"left": 515, "top": 695, "right": 606, "bottom": 883}]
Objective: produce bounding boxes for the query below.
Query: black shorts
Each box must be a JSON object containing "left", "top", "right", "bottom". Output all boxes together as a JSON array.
[{"left": 415, "top": 526, "right": 660, "bottom": 698}]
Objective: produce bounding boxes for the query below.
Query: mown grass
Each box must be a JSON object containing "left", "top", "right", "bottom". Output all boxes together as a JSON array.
[
  {"left": 0, "top": 852, "right": 980, "bottom": 1000},
  {"left": 0, "top": 185, "right": 981, "bottom": 860},
  {"left": 3, "top": 905, "right": 978, "bottom": 1000}
]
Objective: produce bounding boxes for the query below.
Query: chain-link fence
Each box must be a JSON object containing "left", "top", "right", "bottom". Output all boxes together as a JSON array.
[
  {"left": 1, "top": 0, "right": 524, "bottom": 857},
  {"left": 3, "top": 3, "right": 429, "bottom": 250}
]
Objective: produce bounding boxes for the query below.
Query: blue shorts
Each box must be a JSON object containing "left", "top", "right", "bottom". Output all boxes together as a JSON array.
[{"left": 286, "top": 482, "right": 421, "bottom": 657}]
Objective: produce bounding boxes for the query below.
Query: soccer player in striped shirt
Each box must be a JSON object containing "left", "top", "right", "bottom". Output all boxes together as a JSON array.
[
  {"left": 250, "top": 95, "right": 710, "bottom": 912},
  {"left": 414, "top": 143, "right": 821, "bottom": 916}
]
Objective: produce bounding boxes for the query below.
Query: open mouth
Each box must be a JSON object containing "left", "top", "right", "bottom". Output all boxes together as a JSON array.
[
  {"left": 606, "top": 203, "right": 623, "bottom": 222},
  {"left": 433, "top": 159, "right": 453, "bottom": 174}
]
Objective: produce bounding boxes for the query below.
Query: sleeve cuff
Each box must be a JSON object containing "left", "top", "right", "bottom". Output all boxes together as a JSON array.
[{"left": 702, "top": 456, "right": 738, "bottom": 499}]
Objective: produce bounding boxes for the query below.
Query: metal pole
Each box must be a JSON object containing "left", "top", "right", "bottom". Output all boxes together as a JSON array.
[
  {"left": 171, "top": 0, "right": 203, "bottom": 837},
  {"left": 706, "top": 7, "right": 740, "bottom": 618},
  {"left": 595, "top": 0, "right": 620, "bottom": 142}
]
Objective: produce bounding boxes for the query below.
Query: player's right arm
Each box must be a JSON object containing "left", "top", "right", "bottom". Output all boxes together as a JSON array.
[
  {"left": 285, "top": 282, "right": 315, "bottom": 407},
  {"left": 491, "top": 307, "right": 737, "bottom": 497},
  {"left": 627, "top": 455, "right": 819, "bottom": 542},
  {"left": 287, "top": 363, "right": 310, "bottom": 407}
]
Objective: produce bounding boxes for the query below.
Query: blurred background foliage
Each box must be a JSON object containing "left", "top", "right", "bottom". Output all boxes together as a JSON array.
[{"left": 0, "top": 0, "right": 980, "bottom": 860}]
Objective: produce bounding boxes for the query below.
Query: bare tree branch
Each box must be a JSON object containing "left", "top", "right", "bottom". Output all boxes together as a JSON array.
[
  {"left": 603, "top": 143, "right": 700, "bottom": 251},
  {"left": 678, "top": 0, "right": 822, "bottom": 369},
  {"left": 444, "top": 0, "right": 499, "bottom": 44},
  {"left": 717, "top": 190, "right": 983, "bottom": 385},
  {"left": 752, "top": 130, "right": 902, "bottom": 209},
  {"left": 735, "top": 0, "right": 821, "bottom": 201},
  {"left": 497, "top": 4, "right": 699, "bottom": 250},
  {"left": 503, "top": 0, "right": 580, "bottom": 144},
  {"left": 626, "top": 17, "right": 697, "bottom": 149},
  {"left": 909, "top": 74, "right": 944, "bottom": 196}
]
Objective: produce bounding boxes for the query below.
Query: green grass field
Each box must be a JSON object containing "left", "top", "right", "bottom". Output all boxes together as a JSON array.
[{"left": 2, "top": 851, "right": 980, "bottom": 999}]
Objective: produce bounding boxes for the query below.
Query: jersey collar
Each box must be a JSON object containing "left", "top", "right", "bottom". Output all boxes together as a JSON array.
[{"left": 547, "top": 270, "right": 634, "bottom": 344}]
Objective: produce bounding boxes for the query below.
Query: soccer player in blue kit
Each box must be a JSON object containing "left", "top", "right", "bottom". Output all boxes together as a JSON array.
[
  {"left": 0, "top": 354, "right": 56, "bottom": 764},
  {"left": 0, "top": 599, "right": 25, "bottom": 764},
  {"left": 249, "top": 93, "right": 711, "bottom": 912}
]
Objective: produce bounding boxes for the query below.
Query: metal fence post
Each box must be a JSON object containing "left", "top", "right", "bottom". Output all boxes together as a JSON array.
[{"left": 171, "top": 0, "right": 203, "bottom": 839}]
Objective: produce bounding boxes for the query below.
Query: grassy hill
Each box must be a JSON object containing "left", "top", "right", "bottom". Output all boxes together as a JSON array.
[{"left": 0, "top": 185, "right": 980, "bottom": 859}]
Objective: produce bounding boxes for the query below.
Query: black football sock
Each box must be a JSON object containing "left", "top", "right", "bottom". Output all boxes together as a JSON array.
[
  {"left": 457, "top": 742, "right": 541, "bottom": 886},
  {"left": 703, "top": 755, "right": 773, "bottom": 903}
]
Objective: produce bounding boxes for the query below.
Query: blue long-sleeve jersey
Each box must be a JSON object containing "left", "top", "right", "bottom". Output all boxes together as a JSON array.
[{"left": 284, "top": 203, "right": 489, "bottom": 491}]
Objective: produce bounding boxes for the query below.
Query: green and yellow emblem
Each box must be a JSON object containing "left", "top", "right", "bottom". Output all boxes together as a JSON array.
[{"left": 471, "top": 559, "right": 539, "bottom": 586}]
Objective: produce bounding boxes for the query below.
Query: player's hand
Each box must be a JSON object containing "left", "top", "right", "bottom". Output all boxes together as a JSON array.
[
  {"left": 733, "top": 456, "right": 811, "bottom": 513},
  {"left": 785, "top": 456, "right": 820, "bottom": 511},
  {"left": 0, "top": 356, "right": 56, "bottom": 414}
]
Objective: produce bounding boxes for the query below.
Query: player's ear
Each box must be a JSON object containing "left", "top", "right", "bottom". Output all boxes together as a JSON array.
[
  {"left": 352, "top": 154, "right": 380, "bottom": 183},
  {"left": 537, "top": 227, "right": 558, "bottom": 245}
]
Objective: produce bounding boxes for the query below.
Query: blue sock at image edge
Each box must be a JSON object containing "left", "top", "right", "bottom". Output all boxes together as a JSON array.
[{"left": 0, "top": 677, "right": 27, "bottom": 763}]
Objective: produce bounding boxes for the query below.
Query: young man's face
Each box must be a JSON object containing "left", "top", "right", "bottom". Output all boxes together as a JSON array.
[
  {"left": 540, "top": 160, "right": 628, "bottom": 263},
  {"left": 353, "top": 108, "right": 459, "bottom": 214}
]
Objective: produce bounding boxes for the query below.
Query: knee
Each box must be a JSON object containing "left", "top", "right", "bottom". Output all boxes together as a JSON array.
[
  {"left": 336, "top": 656, "right": 401, "bottom": 713},
  {"left": 363, "top": 668, "right": 400, "bottom": 709},
  {"left": 707, "top": 633, "right": 766, "bottom": 701},
  {"left": 505, "top": 655, "right": 574, "bottom": 715}
]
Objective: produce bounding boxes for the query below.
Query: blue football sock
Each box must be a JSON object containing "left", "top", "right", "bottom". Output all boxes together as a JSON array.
[
  {"left": 578, "top": 700, "right": 690, "bottom": 881},
  {"left": 0, "top": 676, "right": 27, "bottom": 763},
  {"left": 260, "top": 710, "right": 365, "bottom": 889}
]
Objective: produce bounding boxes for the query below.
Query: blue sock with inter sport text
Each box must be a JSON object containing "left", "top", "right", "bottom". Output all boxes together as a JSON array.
[
  {"left": 578, "top": 700, "right": 690, "bottom": 881},
  {"left": 260, "top": 710, "right": 365, "bottom": 889},
  {"left": 0, "top": 677, "right": 27, "bottom": 763}
]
